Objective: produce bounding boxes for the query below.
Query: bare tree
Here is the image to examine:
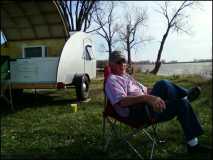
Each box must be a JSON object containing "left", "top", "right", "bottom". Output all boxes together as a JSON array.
[
  {"left": 55, "top": 0, "right": 98, "bottom": 32},
  {"left": 150, "top": 1, "right": 196, "bottom": 74},
  {"left": 92, "top": 1, "right": 120, "bottom": 56},
  {"left": 118, "top": 7, "right": 148, "bottom": 73}
]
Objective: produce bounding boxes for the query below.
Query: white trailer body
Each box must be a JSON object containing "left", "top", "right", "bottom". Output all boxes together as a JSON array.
[
  {"left": 10, "top": 57, "right": 59, "bottom": 84},
  {"left": 8, "top": 32, "right": 96, "bottom": 100},
  {"left": 57, "top": 31, "right": 96, "bottom": 84}
]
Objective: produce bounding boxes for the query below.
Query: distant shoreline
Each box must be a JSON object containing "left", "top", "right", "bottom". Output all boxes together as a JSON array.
[
  {"left": 164, "top": 61, "right": 212, "bottom": 64},
  {"left": 138, "top": 61, "right": 212, "bottom": 79},
  {"left": 96, "top": 59, "right": 212, "bottom": 65},
  {"left": 134, "top": 60, "right": 212, "bottom": 65},
  {"left": 96, "top": 59, "right": 212, "bottom": 69}
]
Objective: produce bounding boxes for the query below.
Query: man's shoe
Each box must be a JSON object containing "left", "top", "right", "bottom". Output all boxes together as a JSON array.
[
  {"left": 187, "top": 86, "right": 201, "bottom": 102},
  {"left": 187, "top": 144, "right": 212, "bottom": 154}
]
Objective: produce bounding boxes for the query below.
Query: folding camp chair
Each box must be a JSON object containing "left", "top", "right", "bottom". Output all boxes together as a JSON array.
[{"left": 102, "top": 65, "right": 162, "bottom": 159}]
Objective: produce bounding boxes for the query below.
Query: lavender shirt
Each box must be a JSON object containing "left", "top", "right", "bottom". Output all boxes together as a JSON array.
[{"left": 105, "top": 73, "right": 147, "bottom": 117}]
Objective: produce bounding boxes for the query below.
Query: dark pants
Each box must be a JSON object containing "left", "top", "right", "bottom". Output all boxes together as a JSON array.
[{"left": 129, "top": 80, "right": 203, "bottom": 141}]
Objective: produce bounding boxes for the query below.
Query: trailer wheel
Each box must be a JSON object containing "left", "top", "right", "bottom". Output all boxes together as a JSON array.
[{"left": 75, "top": 75, "right": 90, "bottom": 101}]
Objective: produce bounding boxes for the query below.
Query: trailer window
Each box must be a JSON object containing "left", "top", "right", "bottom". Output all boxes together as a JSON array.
[
  {"left": 24, "top": 47, "right": 42, "bottom": 58},
  {"left": 85, "top": 45, "right": 93, "bottom": 60},
  {"left": 23, "top": 46, "right": 47, "bottom": 58}
]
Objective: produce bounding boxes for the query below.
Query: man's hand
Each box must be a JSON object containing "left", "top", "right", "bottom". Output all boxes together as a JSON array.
[
  {"left": 148, "top": 96, "right": 166, "bottom": 112},
  {"left": 147, "top": 87, "right": 152, "bottom": 94},
  {"left": 117, "top": 94, "right": 166, "bottom": 110}
]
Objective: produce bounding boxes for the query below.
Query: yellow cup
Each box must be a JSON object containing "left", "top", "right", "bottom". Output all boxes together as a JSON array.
[{"left": 70, "top": 104, "right": 78, "bottom": 113}]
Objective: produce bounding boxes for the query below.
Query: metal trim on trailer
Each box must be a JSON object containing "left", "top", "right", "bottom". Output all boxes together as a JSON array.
[{"left": 10, "top": 83, "right": 57, "bottom": 89}]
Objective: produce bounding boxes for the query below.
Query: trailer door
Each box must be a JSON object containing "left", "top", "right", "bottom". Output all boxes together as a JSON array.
[{"left": 83, "top": 39, "right": 95, "bottom": 78}]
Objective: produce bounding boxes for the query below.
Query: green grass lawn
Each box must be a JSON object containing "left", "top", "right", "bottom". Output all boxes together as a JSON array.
[{"left": 1, "top": 72, "right": 212, "bottom": 159}]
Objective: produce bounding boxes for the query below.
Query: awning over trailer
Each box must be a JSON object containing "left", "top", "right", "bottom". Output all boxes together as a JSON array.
[{"left": 0, "top": 0, "right": 69, "bottom": 41}]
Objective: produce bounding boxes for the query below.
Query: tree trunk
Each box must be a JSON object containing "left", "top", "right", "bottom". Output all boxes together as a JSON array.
[
  {"left": 127, "top": 40, "right": 131, "bottom": 66},
  {"left": 150, "top": 27, "right": 170, "bottom": 74},
  {"left": 126, "top": 38, "right": 133, "bottom": 74},
  {"left": 150, "top": 61, "right": 162, "bottom": 74},
  {"left": 108, "top": 41, "right": 112, "bottom": 56}
]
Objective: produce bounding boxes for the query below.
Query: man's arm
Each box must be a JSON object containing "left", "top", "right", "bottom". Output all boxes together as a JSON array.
[{"left": 116, "top": 94, "right": 166, "bottom": 112}]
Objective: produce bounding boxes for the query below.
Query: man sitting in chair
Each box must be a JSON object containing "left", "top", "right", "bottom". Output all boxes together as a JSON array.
[{"left": 105, "top": 50, "right": 209, "bottom": 154}]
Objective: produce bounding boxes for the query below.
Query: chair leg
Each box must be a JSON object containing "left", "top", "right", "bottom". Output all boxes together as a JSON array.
[
  {"left": 126, "top": 140, "right": 144, "bottom": 159},
  {"left": 103, "top": 117, "right": 109, "bottom": 151},
  {"left": 104, "top": 135, "right": 111, "bottom": 152},
  {"left": 103, "top": 118, "right": 159, "bottom": 159},
  {"left": 115, "top": 128, "right": 144, "bottom": 159},
  {"left": 103, "top": 118, "right": 117, "bottom": 152},
  {"left": 150, "top": 139, "right": 156, "bottom": 159},
  {"left": 151, "top": 124, "right": 166, "bottom": 144},
  {"left": 142, "top": 129, "right": 157, "bottom": 160},
  {"left": 119, "top": 128, "right": 156, "bottom": 160}
]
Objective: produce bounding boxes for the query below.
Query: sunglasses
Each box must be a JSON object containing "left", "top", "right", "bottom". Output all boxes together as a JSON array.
[{"left": 115, "top": 60, "right": 126, "bottom": 64}]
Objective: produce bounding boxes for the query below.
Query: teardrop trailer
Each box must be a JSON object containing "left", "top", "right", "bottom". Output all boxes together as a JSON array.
[
  {"left": 0, "top": 1, "right": 96, "bottom": 102},
  {"left": 1, "top": 32, "right": 96, "bottom": 101},
  {"left": 9, "top": 32, "right": 96, "bottom": 101}
]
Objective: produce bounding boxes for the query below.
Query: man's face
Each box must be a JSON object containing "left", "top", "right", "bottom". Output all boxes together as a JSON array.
[{"left": 110, "top": 60, "right": 127, "bottom": 75}]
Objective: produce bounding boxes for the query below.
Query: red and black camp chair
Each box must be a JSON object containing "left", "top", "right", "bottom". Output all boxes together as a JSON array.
[{"left": 102, "top": 65, "right": 162, "bottom": 159}]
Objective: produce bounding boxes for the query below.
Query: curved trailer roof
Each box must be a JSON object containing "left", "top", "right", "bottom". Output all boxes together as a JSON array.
[{"left": 0, "top": 1, "right": 69, "bottom": 41}]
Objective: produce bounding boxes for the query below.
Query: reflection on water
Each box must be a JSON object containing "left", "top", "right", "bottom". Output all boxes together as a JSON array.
[{"left": 140, "top": 62, "right": 212, "bottom": 79}]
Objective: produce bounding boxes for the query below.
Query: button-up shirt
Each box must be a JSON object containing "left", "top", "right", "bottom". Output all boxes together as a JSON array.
[{"left": 105, "top": 73, "right": 147, "bottom": 117}]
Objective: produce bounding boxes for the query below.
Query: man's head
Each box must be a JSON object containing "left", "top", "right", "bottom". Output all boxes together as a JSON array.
[{"left": 109, "top": 50, "right": 127, "bottom": 75}]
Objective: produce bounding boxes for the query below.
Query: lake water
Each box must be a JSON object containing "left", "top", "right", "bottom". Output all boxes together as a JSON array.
[{"left": 140, "top": 62, "right": 212, "bottom": 79}]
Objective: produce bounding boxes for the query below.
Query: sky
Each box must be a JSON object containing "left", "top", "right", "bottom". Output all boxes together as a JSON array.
[
  {"left": 1, "top": 1, "right": 212, "bottom": 63},
  {"left": 93, "top": 1, "right": 212, "bottom": 62}
]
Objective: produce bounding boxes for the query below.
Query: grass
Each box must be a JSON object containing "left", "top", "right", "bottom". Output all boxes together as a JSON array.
[{"left": 1, "top": 72, "right": 212, "bottom": 159}]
